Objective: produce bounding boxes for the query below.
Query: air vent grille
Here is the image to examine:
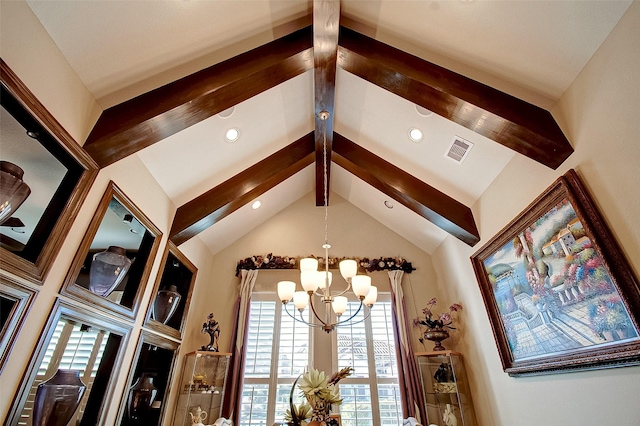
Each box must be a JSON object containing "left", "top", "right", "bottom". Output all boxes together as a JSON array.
[{"left": 446, "top": 136, "right": 474, "bottom": 163}]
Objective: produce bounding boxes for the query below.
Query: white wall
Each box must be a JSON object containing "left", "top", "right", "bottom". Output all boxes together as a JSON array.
[
  {"left": 196, "top": 191, "right": 439, "bottom": 356},
  {"left": 431, "top": 2, "right": 640, "bottom": 425},
  {"left": 0, "top": 2, "right": 216, "bottom": 423}
]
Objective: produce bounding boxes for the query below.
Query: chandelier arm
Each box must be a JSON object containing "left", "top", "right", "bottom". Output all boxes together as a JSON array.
[
  {"left": 334, "top": 300, "right": 366, "bottom": 326},
  {"left": 335, "top": 308, "right": 371, "bottom": 328},
  {"left": 282, "top": 302, "right": 323, "bottom": 327},
  {"left": 307, "top": 293, "right": 329, "bottom": 327}
]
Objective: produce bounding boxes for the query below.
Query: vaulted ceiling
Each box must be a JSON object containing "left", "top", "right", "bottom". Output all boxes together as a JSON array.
[{"left": 23, "top": 0, "right": 633, "bottom": 255}]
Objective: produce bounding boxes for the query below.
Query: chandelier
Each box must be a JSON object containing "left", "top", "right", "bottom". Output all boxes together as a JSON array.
[{"left": 276, "top": 111, "right": 378, "bottom": 333}]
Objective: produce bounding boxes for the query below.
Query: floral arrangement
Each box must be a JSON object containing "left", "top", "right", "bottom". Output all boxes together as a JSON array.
[
  {"left": 200, "top": 313, "right": 220, "bottom": 352},
  {"left": 236, "top": 254, "right": 415, "bottom": 276},
  {"left": 414, "top": 297, "right": 461, "bottom": 331},
  {"left": 285, "top": 367, "right": 353, "bottom": 425}
]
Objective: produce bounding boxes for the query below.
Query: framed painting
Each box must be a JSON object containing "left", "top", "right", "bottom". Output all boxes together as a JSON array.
[{"left": 471, "top": 169, "right": 640, "bottom": 376}]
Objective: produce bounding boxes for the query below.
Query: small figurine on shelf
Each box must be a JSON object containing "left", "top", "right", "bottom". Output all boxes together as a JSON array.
[
  {"left": 200, "top": 313, "right": 220, "bottom": 352},
  {"left": 434, "top": 363, "right": 455, "bottom": 383},
  {"left": 443, "top": 404, "right": 457, "bottom": 426},
  {"left": 190, "top": 406, "right": 208, "bottom": 426}
]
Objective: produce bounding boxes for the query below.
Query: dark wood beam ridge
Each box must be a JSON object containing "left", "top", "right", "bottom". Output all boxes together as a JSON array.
[
  {"left": 332, "top": 133, "right": 480, "bottom": 246},
  {"left": 85, "top": 26, "right": 314, "bottom": 168},
  {"left": 337, "top": 27, "right": 573, "bottom": 169},
  {"left": 170, "top": 133, "right": 315, "bottom": 246},
  {"left": 313, "top": 0, "right": 340, "bottom": 205}
]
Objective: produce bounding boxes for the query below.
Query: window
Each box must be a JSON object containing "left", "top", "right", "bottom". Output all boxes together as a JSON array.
[
  {"left": 240, "top": 294, "right": 310, "bottom": 425},
  {"left": 239, "top": 291, "right": 402, "bottom": 426},
  {"left": 336, "top": 298, "right": 402, "bottom": 426}
]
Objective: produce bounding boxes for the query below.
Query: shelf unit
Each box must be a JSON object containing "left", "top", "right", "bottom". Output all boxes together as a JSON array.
[{"left": 416, "top": 351, "right": 477, "bottom": 426}]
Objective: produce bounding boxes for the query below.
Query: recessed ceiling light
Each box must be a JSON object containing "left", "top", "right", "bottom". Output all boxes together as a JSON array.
[
  {"left": 218, "top": 107, "right": 235, "bottom": 118},
  {"left": 415, "top": 105, "right": 433, "bottom": 117},
  {"left": 225, "top": 128, "right": 240, "bottom": 142},
  {"left": 251, "top": 200, "right": 262, "bottom": 210},
  {"left": 408, "top": 128, "right": 423, "bottom": 143},
  {"left": 384, "top": 200, "right": 394, "bottom": 209}
]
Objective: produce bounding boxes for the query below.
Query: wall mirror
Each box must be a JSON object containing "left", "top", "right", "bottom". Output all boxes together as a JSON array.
[
  {"left": 117, "top": 331, "right": 179, "bottom": 426},
  {"left": 5, "top": 301, "right": 132, "bottom": 426},
  {"left": 145, "top": 241, "right": 197, "bottom": 339},
  {"left": 0, "top": 60, "right": 98, "bottom": 284},
  {"left": 61, "top": 181, "right": 162, "bottom": 319},
  {"left": 0, "top": 276, "right": 37, "bottom": 373}
]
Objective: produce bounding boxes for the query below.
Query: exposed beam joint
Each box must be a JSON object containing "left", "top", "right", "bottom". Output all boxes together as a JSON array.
[
  {"left": 337, "top": 26, "right": 573, "bottom": 169},
  {"left": 85, "top": 26, "right": 314, "bottom": 167},
  {"left": 333, "top": 133, "right": 480, "bottom": 246},
  {"left": 313, "top": 0, "right": 340, "bottom": 205},
  {"left": 170, "top": 133, "right": 315, "bottom": 246}
]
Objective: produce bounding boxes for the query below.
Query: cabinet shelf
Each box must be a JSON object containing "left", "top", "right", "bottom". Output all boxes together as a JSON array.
[
  {"left": 416, "top": 351, "right": 477, "bottom": 426},
  {"left": 171, "top": 351, "right": 231, "bottom": 426}
]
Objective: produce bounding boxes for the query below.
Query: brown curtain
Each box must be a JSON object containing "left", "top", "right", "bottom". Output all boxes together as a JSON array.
[
  {"left": 388, "top": 270, "right": 426, "bottom": 423},
  {"left": 221, "top": 269, "right": 258, "bottom": 423}
]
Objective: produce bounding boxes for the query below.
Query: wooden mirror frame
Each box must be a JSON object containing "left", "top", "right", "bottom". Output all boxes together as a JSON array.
[
  {"left": 0, "top": 276, "right": 37, "bottom": 373},
  {"left": 0, "top": 60, "right": 98, "bottom": 284},
  {"left": 144, "top": 241, "right": 197, "bottom": 340},
  {"left": 116, "top": 330, "right": 180, "bottom": 426},
  {"left": 5, "top": 300, "right": 133, "bottom": 425},
  {"left": 60, "top": 181, "right": 162, "bottom": 320}
]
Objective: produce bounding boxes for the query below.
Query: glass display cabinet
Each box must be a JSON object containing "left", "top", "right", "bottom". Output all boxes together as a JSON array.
[
  {"left": 172, "top": 351, "right": 231, "bottom": 426},
  {"left": 416, "top": 351, "right": 477, "bottom": 426}
]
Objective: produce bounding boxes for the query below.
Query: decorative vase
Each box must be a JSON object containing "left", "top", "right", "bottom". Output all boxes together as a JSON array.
[
  {"left": 152, "top": 285, "right": 182, "bottom": 324},
  {"left": 127, "top": 375, "right": 158, "bottom": 423},
  {"left": 424, "top": 328, "right": 450, "bottom": 351},
  {"left": 32, "top": 369, "right": 86, "bottom": 426},
  {"left": 0, "top": 160, "right": 31, "bottom": 225},
  {"left": 89, "top": 246, "right": 132, "bottom": 297}
]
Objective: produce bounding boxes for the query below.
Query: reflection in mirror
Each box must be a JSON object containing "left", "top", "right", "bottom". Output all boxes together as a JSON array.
[
  {"left": 0, "top": 277, "right": 37, "bottom": 373},
  {"left": 6, "top": 302, "right": 131, "bottom": 426},
  {"left": 62, "top": 182, "right": 161, "bottom": 318},
  {"left": 0, "top": 84, "right": 83, "bottom": 261},
  {"left": 1, "top": 60, "right": 97, "bottom": 284}
]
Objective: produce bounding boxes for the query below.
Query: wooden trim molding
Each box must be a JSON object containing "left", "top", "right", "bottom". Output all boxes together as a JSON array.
[{"left": 0, "top": 59, "right": 98, "bottom": 284}]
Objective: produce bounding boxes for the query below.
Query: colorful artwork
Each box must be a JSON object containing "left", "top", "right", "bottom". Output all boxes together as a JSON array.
[
  {"left": 484, "top": 199, "right": 636, "bottom": 361},
  {"left": 472, "top": 170, "right": 640, "bottom": 375}
]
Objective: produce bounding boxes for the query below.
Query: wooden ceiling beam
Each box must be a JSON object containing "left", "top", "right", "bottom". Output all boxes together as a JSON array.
[
  {"left": 85, "top": 26, "right": 314, "bottom": 168},
  {"left": 337, "top": 26, "right": 573, "bottom": 169},
  {"left": 170, "top": 133, "right": 315, "bottom": 246},
  {"left": 332, "top": 133, "right": 480, "bottom": 246},
  {"left": 313, "top": 0, "right": 340, "bottom": 206}
]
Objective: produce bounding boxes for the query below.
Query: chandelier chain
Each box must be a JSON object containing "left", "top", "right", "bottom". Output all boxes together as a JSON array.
[{"left": 323, "top": 116, "right": 329, "bottom": 248}]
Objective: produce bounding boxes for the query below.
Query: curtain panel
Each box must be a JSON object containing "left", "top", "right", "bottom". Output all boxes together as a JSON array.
[
  {"left": 388, "top": 270, "right": 426, "bottom": 423},
  {"left": 221, "top": 269, "right": 258, "bottom": 422}
]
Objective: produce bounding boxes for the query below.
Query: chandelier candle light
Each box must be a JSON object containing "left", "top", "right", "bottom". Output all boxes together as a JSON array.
[{"left": 277, "top": 111, "right": 378, "bottom": 333}]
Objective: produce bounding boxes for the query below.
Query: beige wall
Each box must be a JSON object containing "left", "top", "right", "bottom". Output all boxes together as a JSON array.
[
  {"left": 431, "top": 2, "right": 640, "bottom": 425},
  {"left": 197, "top": 191, "right": 439, "bottom": 356},
  {"left": 0, "top": 2, "right": 216, "bottom": 423},
  {"left": 3, "top": 0, "right": 640, "bottom": 425}
]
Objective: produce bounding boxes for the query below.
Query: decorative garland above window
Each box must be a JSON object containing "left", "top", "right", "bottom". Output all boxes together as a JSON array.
[{"left": 235, "top": 253, "right": 415, "bottom": 276}]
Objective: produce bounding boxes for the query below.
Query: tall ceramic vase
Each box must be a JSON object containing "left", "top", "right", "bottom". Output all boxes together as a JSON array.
[
  {"left": 127, "top": 375, "right": 158, "bottom": 423},
  {"left": 32, "top": 369, "right": 86, "bottom": 426},
  {"left": 152, "top": 285, "right": 181, "bottom": 324}
]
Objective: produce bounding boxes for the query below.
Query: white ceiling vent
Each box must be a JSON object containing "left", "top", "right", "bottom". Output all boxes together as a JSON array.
[{"left": 446, "top": 136, "right": 474, "bottom": 164}]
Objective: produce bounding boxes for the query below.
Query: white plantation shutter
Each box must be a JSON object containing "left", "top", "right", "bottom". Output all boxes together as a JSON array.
[
  {"left": 240, "top": 295, "right": 310, "bottom": 426},
  {"left": 336, "top": 298, "right": 402, "bottom": 426}
]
